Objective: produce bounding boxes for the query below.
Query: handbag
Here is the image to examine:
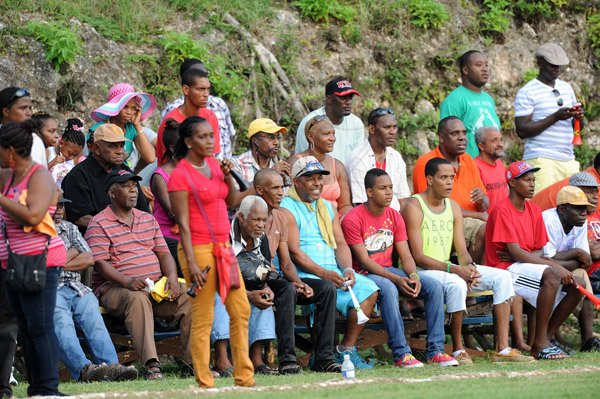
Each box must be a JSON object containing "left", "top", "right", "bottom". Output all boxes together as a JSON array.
[
  {"left": 2, "top": 222, "right": 50, "bottom": 293},
  {"left": 181, "top": 164, "right": 240, "bottom": 302}
]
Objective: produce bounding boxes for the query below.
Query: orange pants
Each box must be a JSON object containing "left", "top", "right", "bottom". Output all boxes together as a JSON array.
[{"left": 178, "top": 243, "right": 254, "bottom": 388}]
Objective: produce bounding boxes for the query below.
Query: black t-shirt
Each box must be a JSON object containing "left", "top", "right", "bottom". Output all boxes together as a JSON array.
[{"left": 61, "top": 155, "right": 150, "bottom": 229}]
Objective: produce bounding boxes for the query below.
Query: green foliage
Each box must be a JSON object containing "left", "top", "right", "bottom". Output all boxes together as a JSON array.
[
  {"left": 406, "top": 0, "right": 449, "bottom": 30},
  {"left": 575, "top": 143, "right": 597, "bottom": 169},
  {"left": 294, "top": 0, "right": 356, "bottom": 24},
  {"left": 586, "top": 12, "right": 600, "bottom": 69},
  {"left": 159, "top": 32, "right": 247, "bottom": 103},
  {"left": 24, "top": 21, "right": 82, "bottom": 71},
  {"left": 395, "top": 112, "right": 437, "bottom": 159},
  {"left": 479, "top": 0, "right": 513, "bottom": 37},
  {"left": 505, "top": 142, "right": 524, "bottom": 163},
  {"left": 511, "top": 0, "right": 558, "bottom": 23},
  {"left": 521, "top": 68, "right": 538, "bottom": 84}
]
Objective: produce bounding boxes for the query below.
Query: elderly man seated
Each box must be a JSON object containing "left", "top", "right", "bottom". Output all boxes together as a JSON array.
[
  {"left": 53, "top": 196, "right": 138, "bottom": 382},
  {"left": 85, "top": 170, "right": 192, "bottom": 380},
  {"left": 281, "top": 156, "right": 379, "bottom": 369},
  {"left": 231, "top": 195, "right": 297, "bottom": 375}
]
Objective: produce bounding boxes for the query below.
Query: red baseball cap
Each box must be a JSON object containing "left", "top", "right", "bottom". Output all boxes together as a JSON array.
[
  {"left": 325, "top": 77, "right": 360, "bottom": 97},
  {"left": 506, "top": 160, "right": 540, "bottom": 181}
]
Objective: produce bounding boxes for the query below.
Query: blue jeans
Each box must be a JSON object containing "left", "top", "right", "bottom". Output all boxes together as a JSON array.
[
  {"left": 367, "top": 269, "right": 446, "bottom": 361},
  {"left": 4, "top": 267, "right": 61, "bottom": 396},
  {"left": 211, "top": 294, "right": 230, "bottom": 344},
  {"left": 54, "top": 286, "right": 118, "bottom": 381}
]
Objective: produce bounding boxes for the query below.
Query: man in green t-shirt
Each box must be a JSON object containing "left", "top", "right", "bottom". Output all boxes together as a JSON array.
[{"left": 440, "top": 50, "right": 501, "bottom": 158}]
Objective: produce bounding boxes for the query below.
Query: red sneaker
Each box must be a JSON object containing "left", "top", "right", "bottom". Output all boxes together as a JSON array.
[{"left": 428, "top": 353, "right": 459, "bottom": 367}]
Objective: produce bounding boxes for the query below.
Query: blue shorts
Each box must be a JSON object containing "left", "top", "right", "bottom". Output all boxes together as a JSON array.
[
  {"left": 248, "top": 304, "right": 276, "bottom": 345},
  {"left": 336, "top": 272, "right": 379, "bottom": 317}
]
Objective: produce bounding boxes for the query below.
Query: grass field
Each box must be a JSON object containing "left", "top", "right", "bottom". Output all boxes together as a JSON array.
[{"left": 11, "top": 353, "right": 600, "bottom": 398}]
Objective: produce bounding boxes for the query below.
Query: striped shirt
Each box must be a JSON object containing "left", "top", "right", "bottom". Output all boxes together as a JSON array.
[
  {"left": 0, "top": 165, "right": 66, "bottom": 268},
  {"left": 514, "top": 78, "right": 577, "bottom": 161},
  {"left": 85, "top": 207, "right": 168, "bottom": 288},
  {"left": 345, "top": 139, "right": 411, "bottom": 211},
  {"left": 56, "top": 220, "right": 92, "bottom": 296}
]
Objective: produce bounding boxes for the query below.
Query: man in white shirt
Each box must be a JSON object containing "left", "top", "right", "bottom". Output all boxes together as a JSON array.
[
  {"left": 345, "top": 107, "right": 410, "bottom": 211},
  {"left": 295, "top": 77, "right": 365, "bottom": 162},
  {"left": 514, "top": 43, "right": 583, "bottom": 192},
  {"left": 542, "top": 186, "right": 600, "bottom": 352}
]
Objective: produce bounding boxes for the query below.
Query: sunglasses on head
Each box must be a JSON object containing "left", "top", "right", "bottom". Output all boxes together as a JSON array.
[
  {"left": 305, "top": 115, "right": 330, "bottom": 135},
  {"left": 552, "top": 89, "right": 564, "bottom": 107},
  {"left": 7, "top": 88, "right": 30, "bottom": 106},
  {"left": 368, "top": 107, "right": 395, "bottom": 125}
]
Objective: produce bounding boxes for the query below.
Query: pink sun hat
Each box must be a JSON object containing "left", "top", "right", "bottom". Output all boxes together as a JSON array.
[{"left": 90, "top": 83, "right": 157, "bottom": 122}]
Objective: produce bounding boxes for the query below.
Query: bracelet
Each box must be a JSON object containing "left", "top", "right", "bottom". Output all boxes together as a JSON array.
[
  {"left": 409, "top": 272, "right": 420, "bottom": 281},
  {"left": 467, "top": 262, "right": 477, "bottom": 267},
  {"left": 343, "top": 268, "right": 355, "bottom": 275},
  {"left": 446, "top": 261, "right": 452, "bottom": 274}
]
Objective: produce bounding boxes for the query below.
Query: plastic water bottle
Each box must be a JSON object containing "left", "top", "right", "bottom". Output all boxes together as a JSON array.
[{"left": 341, "top": 354, "right": 355, "bottom": 379}]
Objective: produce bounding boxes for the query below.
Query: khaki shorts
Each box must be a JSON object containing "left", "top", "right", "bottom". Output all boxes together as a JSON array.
[
  {"left": 462, "top": 217, "right": 485, "bottom": 250},
  {"left": 525, "top": 157, "right": 580, "bottom": 193}
]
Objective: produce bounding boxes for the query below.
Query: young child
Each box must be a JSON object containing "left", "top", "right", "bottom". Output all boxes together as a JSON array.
[
  {"left": 50, "top": 118, "right": 86, "bottom": 186},
  {"left": 32, "top": 111, "right": 59, "bottom": 168}
]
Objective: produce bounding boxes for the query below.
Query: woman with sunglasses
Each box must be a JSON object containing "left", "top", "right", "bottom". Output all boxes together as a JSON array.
[
  {"left": 288, "top": 115, "right": 353, "bottom": 216},
  {"left": 0, "top": 87, "right": 48, "bottom": 168}
]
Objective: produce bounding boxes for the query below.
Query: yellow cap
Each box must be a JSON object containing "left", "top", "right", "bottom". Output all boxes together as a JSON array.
[
  {"left": 556, "top": 186, "right": 593, "bottom": 207},
  {"left": 247, "top": 118, "right": 288, "bottom": 139}
]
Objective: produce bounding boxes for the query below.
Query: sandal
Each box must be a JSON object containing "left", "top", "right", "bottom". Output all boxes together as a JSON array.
[
  {"left": 144, "top": 361, "right": 164, "bottom": 380},
  {"left": 255, "top": 364, "right": 278, "bottom": 375},
  {"left": 534, "top": 345, "right": 568, "bottom": 360}
]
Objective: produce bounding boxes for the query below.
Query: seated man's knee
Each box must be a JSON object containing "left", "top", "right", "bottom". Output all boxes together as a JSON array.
[
  {"left": 540, "top": 267, "right": 561, "bottom": 289},
  {"left": 377, "top": 278, "right": 399, "bottom": 303}
]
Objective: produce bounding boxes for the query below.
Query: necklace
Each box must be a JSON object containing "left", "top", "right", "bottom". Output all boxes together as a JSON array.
[
  {"left": 14, "top": 162, "right": 34, "bottom": 182},
  {"left": 190, "top": 160, "right": 208, "bottom": 170}
]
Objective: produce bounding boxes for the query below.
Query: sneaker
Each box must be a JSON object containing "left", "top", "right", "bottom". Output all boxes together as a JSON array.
[
  {"left": 105, "top": 363, "right": 139, "bottom": 381},
  {"left": 336, "top": 347, "right": 375, "bottom": 369},
  {"left": 453, "top": 351, "right": 473, "bottom": 366},
  {"left": 428, "top": 353, "right": 459, "bottom": 367},
  {"left": 80, "top": 363, "right": 109, "bottom": 382},
  {"left": 9, "top": 367, "right": 17, "bottom": 386},
  {"left": 395, "top": 353, "right": 424, "bottom": 368},
  {"left": 312, "top": 360, "right": 342, "bottom": 373},
  {"left": 492, "top": 348, "right": 535, "bottom": 363}
]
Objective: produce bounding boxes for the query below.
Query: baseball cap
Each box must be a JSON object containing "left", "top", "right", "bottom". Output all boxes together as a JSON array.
[
  {"left": 105, "top": 169, "right": 142, "bottom": 191},
  {"left": 569, "top": 172, "right": 600, "bottom": 187},
  {"left": 57, "top": 196, "right": 72, "bottom": 204},
  {"left": 94, "top": 123, "right": 129, "bottom": 143},
  {"left": 325, "top": 77, "right": 360, "bottom": 97},
  {"left": 535, "top": 43, "right": 569, "bottom": 66},
  {"left": 0, "top": 87, "right": 30, "bottom": 110},
  {"left": 292, "top": 156, "right": 331, "bottom": 179},
  {"left": 506, "top": 160, "right": 540, "bottom": 181},
  {"left": 556, "top": 186, "right": 593, "bottom": 207},
  {"left": 247, "top": 118, "right": 288, "bottom": 139}
]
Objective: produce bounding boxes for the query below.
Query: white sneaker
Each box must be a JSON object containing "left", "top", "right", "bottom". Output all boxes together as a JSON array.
[{"left": 9, "top": 367, "right": 18, "bottom": 386}]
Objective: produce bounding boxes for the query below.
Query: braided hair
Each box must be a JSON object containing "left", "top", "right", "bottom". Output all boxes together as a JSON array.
[
  {"left": 0, "top": 120, "right": 35, "bottom": 157},
  {"left": 61, "top": 118, "right": 85, "bottom": 147}
]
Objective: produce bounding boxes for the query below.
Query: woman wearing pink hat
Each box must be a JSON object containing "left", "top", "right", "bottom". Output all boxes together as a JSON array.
[{"left": 89, "top": 83, "right": 156, "bottom": 170}]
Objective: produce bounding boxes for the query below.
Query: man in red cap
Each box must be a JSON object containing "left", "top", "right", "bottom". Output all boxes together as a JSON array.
[
  {"left": 485, "top": 160, "right": 582, "bottom": 360},
  {"left": 295, "top": 77, "right": 365, "bottom": 162}
]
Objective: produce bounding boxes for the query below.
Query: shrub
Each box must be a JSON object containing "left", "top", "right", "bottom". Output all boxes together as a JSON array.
[
  {"left": 25, "top": 21, "right": 82, "bottom": 71},
  {"left": 479, "top": 0, "right": 513, "bottom": 38},
  {"left": 586, "top": 12, "right": 600, "bottom": 69},
  {"left": 406, "top": 0, "right": 449, "bottom": 30},
  {"left": 294, "top": 0, "right": 356, "bottom": 24}
]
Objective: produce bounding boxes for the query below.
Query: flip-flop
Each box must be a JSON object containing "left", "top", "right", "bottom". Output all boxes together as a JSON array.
[{"left": 535, "top": 345, "right": 568, "bottom": 360}]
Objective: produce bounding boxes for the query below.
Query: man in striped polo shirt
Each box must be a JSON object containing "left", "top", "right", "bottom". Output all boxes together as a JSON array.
[
  {"left": 85, "top": 170, "right": 192, "bottom": 380},
  {"left": 514, "top": 43, "right": 584, "bottom": 192}
]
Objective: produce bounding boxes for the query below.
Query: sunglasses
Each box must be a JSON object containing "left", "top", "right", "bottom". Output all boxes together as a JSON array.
[
  {"left": 552, "top": 89, "right": 564, "bottom": 107},
  {"left": 304, "top": 115, "right": 330, "bottom": 135},
  {"left": 6, "top": 88, "right": 30, "bottom": 107},
  {"left": 368, "top": 107, "right": 395, "bottom": 125},
  {"left": 296, "top": 160, "right": 326, "bottom": 178}
]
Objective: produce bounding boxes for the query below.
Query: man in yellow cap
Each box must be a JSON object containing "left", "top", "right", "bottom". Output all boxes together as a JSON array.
[
  {"left": 542, "top": 186, "right": 599, "bottom": 353},
  {"left": 231, "top": 118, "right": 291, "bottom": 191}
]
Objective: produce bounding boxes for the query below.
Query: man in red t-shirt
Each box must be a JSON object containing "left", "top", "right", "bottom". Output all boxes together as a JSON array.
[
  {"left": 412, "top": 116, "right": 488, "bottom": 263},
  {"left": 156, "top": 68, "right": 220, "bottom": 165},
  {"left": 474, "top": 126, "right": 508, "bottom": 212},
  {"left": 485, "top": 160, "right": 582, "bottom": 360},
  {"left": 342, "top": 168, "right": 457, "bottom": 368}
]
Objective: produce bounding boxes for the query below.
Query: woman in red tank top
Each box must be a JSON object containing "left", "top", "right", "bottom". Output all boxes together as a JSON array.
[{"left": 0, "top": 120, "right": 66, "bottom": 396}]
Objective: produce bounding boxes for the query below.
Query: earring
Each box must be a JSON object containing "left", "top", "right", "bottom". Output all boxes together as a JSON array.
[
  {"left": 8, "top": 154, "right": 14, "bottom": 170},
  {"left": 187, "top": 145, "right": 192, "bottom": 149},
  {"left": 308, "top": 141, "right": 314, "bottom": 151}
]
